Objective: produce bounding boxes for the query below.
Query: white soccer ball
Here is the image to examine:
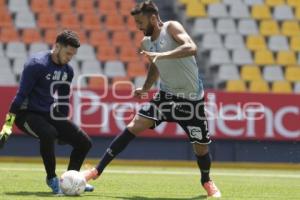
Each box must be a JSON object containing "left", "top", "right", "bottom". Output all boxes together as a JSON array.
[{"left": 60, "top": 170, "right": 86, "bottom": 196}]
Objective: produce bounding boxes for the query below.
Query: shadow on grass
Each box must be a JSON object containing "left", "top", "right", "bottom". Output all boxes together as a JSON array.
[
  {"left": 103, "top": 195, "right": 207, "bottom": 200},
  {"left": 5, "top": 191, "right": 100, "bottom": 198}
]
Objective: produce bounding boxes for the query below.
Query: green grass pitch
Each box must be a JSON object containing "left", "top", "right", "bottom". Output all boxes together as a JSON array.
[{"left": 0, "top": 161, "right": 299, "bottom": 200}]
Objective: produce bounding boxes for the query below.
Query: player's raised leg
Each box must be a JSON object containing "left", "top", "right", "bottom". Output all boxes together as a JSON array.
[{"left": 82, "top": 115, "right": 155, "bottom": 181}]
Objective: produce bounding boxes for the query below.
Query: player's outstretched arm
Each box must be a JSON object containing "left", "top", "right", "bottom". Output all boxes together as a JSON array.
[{"left": 0, "top": 113, "right": 16, "bottom": 148}]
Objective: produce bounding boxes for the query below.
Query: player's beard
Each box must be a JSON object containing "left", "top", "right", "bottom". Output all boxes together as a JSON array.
[{"left": 144, "top": 23, "right": 154, "bottom": 36}]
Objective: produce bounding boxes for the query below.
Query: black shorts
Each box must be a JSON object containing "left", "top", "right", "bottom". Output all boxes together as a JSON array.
[
  {"left": 138, "top": 91, "right": 211, "bottom": 144},
  {"left": 14, "top": 110, "right": 91, "bottom": 145}
]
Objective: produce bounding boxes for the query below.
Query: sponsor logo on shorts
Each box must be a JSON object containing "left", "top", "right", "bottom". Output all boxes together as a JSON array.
[{"left": 187, "top": 126, "right": 203, "bottom": 140}]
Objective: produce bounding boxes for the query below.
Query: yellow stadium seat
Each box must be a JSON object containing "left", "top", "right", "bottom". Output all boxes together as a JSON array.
[
  {"left": 286, "top": 0, "right": 300, "bottom": 8},
  {"left": 254, "top": 50, "right": 275, "bottom": 65},
  {"left": 281, "top": 21, "right": 300, "bottom": 37},
  {"left": 226, "top": 80, "right": 247, "bottom": 92},
  {"left": 272, "top": 81, "right": 293, "bottom": 93},
  {"left": 249, "top": 80, "right": 270, "bottom": 93},
  {"left": 246, "top": 35, "right": 267, "bottom": 51},
  {"left": 200, "top": 0, "right": 220, "bottom": 5},
  {"left": 265, "top": 0, "right": 285, "bottom": 6},
  {"left": 295, "top": 7, "right": 300, "bottom": 20},
  {"left": 186, "top": 1, "right": 206, "bottom": 17},
  {"left": 260, "top": 20, "right": 280, "bottom": 36},
  {"left": 285, "top": 67, "right": 300, "bottom": 82},
  {"left": 241, "top": 65, "right": 262, "bottom": 81},
  {"left": 252, "top": 5, "right": 272, "bottom": 19},
  {"left": 290, "top": 36, "right": 300, "bottom": 51},
  {"left": 276, "top": 51, "right": 297, "bottom": 65}
]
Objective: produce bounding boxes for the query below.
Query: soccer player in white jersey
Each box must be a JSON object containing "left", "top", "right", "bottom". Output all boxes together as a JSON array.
[{"left": 82, "top": 0, "right": 221, "bottom": 198}]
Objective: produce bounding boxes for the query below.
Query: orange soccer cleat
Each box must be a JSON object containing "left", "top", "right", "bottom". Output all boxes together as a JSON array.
[{"left": 203, "top": 180, "right": 221, "bottom": 198}]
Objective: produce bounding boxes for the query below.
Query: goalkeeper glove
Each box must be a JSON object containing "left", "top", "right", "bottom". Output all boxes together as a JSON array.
[{"left": 0, "top": 113, "right": 15, "bottom": 148}]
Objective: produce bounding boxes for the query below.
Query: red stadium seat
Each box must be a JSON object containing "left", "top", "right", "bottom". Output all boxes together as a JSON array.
[
  {"left": 31, "top": 0, "right": 51, "bottom": 14},
  {"left": 0, "top": 9, "right": 14, "bottom": 28},
  {"left": 44, "top": 29, "right": 59, "bottom": 44},
  {"left": 89, "top": 30, "right": 110, "bottom": 46},
  {"left": 127, "top": 61, "right": 147, "bottom": 78},
  {"left": 22, "top": 29, "right": 42, "bottom": 44},
  {"left": 111, "top": 77, "right": 133, "bottom": 90},
  {"left": 37, "top": 13, "right": 58, "bottom": 29},
  {"left": 81, "top": 14, "right": 101, "bottom": 31},
  {"left": 105, "top": 14, "right": 126, "bottom": 31},
  {"left": 60, "top": 14, "right": 81, "bottom": 30},
  {"left": 119, "top": 46, "right": 140, "bottom": 62},
  {"left": 97, "top": 0, "right": 118, "bottom": 16},
  {"left": 75, "top": 0, "right": 95, "bottom": 14},
  {"left": 88, "top": 76, "right": 107, "bottom": 89},
  {"left": 53, "top": 0, "right": 73, "bottom": 14},
  {"left": 0, "top": 27, "right": 19, "bottom": 42},
  {"left": 119, "top": 0, "right": 135, "bottom": 16},
  {"left": 96, "top": 46, "right": 118, "bottom": 61},
  {"left": 112, "top": 31, "right": 132, "bottom": 47}
]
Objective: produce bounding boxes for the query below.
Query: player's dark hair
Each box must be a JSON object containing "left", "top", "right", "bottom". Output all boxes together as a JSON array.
[
  {"left": 130, "top": 0, "right": 159, "bottom": 16},
  {"left": 55, "top": 30, "right": 80, "bottom": 48}
]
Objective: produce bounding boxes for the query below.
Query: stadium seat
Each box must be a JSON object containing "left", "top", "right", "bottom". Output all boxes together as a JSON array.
[
  {"left": 8, "top": 0, "right": 30, "bottom": 13},
  {"left": 295, "top": 7, "right": 300, "bottom": 20},
  {"left": 105, "top": 14, "right": 126, "bottom": 31},
  {"left": 81, "top": 60, "right": 103, "bottom": 74},
  {"left": 276, "top": 51, "right": 297, "bottom": 65},
  {"left": 201, "top": 33, "right": 223, "bottom": 50},
  {"left": 244, "top": 0, "right": 264, "bottom": 5},
  {"left": 89, "top": 31, "right": 110, "bottom": 47},
  {"left": 224, "top": 34, "right": 245, "bottom": 50},
  {"left": 260, "top": 20, "right": 280, "bottom": 36},
  {"left": 186, "top": 1, "right": 206, "bottom": 17},
  {"left": 0, "top": 27, "right": 19, "bottom": 42},
  {"left": 268, "top": 35, "right": 289, "bottom": 51},
  {"left": 251, "top": 5, "right": 272, "bottom": 20},
  {"left": 44, "top": 29, "right": 59, "bottom": 44},
  {"left": 249, "top": 80, "right": 270, "bottom": 93},
  {"left": 81, "top": 14, "right": 101, "bottom": 31},
  {"left": 127, "top": 61, "right": 147, "bottom": 78},
  {"left": 37, "top": 13, "right": 58, "bottom": 29},
  {"left": 97, "top": 46, "right": 118, "bottom": 61},
  {"left": 119, "top": 46, "right": 140, "bottom": 62},
  {"left": 22, "top": 29, "right": 42, "bottom": 44},
  {"left": 246, "top": 35, "right": 267, "bottom": 51},
  {"left": 223, "top": 0, "right": 242, "bottom": 5},
  {"left": 111, "top": 77, "right": 133, "bottom": 90},
  {"left": 31, "top": 0, "right": 51, "bottom": 14},
  {"left": 192, "top": 19, "right": 215, "bottom": 37},
  {"left": 293, "top": 81, "right": 300, "bottom": 93},
  {"left": 216, "top": 64, "right": 240, "bottom": 85},
  {"left": 232, "top": 49, "right": 253, "bottom": 65},
  {"left": 273, "top": 5, "right": 294, "bottom": 20},
  {"left": 134, "top": 76, "right": 147, "bottom": 88},
  {"left": 265, "top": 0, "right": 285, "bottom": 7},
  {"left": 241, "top": 65, "right": 262, "bottom": 81},
  {"left": 75, "top": 0, "right": 95, "bottom": 14},
  {"left": 119, "top": 0, "right": 135, "bottom": 16},
  {"left": 112, "top": 31, "right": 132, "bottom": 48},
  {"left": 0, "top": 58, "right": 16, "bottom": 85},
  {"left": 271, "top": 81, "right": 292, "bottom": 93},
  {"left": 15, "top": 12, "right": 36, "bottom": 29},
  {"left": 104, "top": 60, "right": 126, "bottom": 78},
  {"left": 209, "top": 49, "right": 231, "bottom": 65},
  {"left": 75, "top": 44, "right": 97, "bottom": 61},
  {"left": 263, "top": 65, "right": 284, "bottom": 82},
  {"left": 200, "top": 0, "right": 221, "bottom": 4},
  {"left": 6, "top": 42, "right": 27, "bottom": 59},
  {"left": 226, "top": 80, "right": 247, "bottom": 92},
  {"left": 12, "top": 57, "right": 27, "bottom": 76},
  {"left": 286, "top": 0, "right": 300, "bottom": 7},
  {"left": 207, "top": 3, "right": 228, "bottom": 18},
  {"left": 0, "top": 9, "right": 14, "bottom": 28},
  {"left": 254, "top": 50, "right": 275, "bottom": 65},
  {"left": 98, "top": 0, "right": 118, "bottom": 15},
  {"left": 127, "top": 16, "right": 139, "bottom": 32},
  {"left": 281, "top": 21, "right": 300, "bottom": 37},
  {"left": 216, "top": 19, "right": 236, "bottom": 34},
  {"left": 53, "top": 0, "right": 73, "bottom": 14},
  {"left": 290, "top": 36, "right": 300, "bottom": 52},
  {"left": 238, "top": 19, "right": 259, "bottom": 35},
  {"left": 285, "top": 67, "right": 300, "bottom": 82},
  {"left": 229, "top": 2, "right": 250, "bottom": 19},
  {"left": 60, "top": 14, "right": 81, "bottom": 30},
  {"left": 88, "top": 76, "right": 107, "bottom": 89},
  {"left": 29, "top": 42, "right": 49, "bottom": 55}
]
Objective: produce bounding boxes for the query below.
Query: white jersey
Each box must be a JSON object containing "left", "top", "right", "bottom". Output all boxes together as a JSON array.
[{"left": 142, "top": 21, "right": 204, "bottom": 100}]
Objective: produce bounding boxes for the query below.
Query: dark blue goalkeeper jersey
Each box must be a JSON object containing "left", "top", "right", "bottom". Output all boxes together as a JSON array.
[{"left": 9, "top": 51, "right": 74, "bottom": 116}]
